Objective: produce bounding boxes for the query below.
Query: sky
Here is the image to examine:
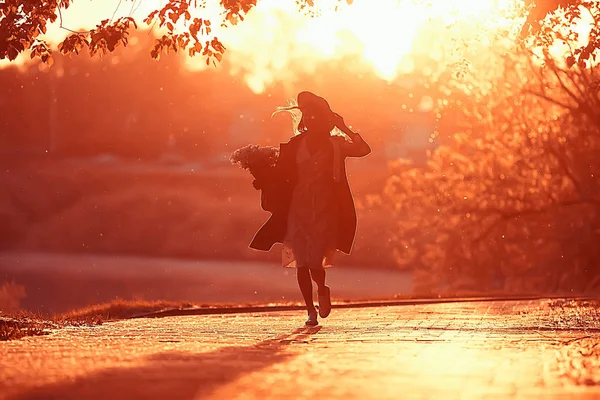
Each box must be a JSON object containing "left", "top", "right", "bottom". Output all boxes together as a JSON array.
[{"left": 2, "top": 0, "right": 534, "bottom": 94}]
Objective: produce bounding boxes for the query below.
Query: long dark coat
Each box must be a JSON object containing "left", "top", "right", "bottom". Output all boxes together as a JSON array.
[{"left": 249, "top": 133, "right": 371, "bottom": 255}]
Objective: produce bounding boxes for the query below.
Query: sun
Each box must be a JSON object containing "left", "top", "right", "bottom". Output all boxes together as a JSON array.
[
  {"left": 5, "top": 0, "right": 531, "bottom": 93},
  {"left": 187, "top": 0, "right": 527, "bottom": 92}
]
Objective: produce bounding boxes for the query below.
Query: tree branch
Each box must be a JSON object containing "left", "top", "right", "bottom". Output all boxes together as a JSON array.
[
  {"left": 452, "top": 198, "right": 597, "bottom": 221},
  {"left": 58, "top": 4, "right": 91, "bottom": 34},
  {"left": 111, "top": 0, "right": 124, "bottom": 23},
  {"left": 546, "top": 139, "right": 585, "bottom": 198},
  {"left": 524, "top": 89, "right": 578, "bottom": 111}
]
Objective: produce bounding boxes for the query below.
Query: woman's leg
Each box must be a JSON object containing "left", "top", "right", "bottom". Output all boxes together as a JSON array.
[
  {"left": 310, "top": 268, "right": 331, "bottom": 318},
  {"left": 296, "top": 267, "right": 316, "bottom": 313},
  {"left": 309, "top": 268, "right": 326, "bottom": 291}
]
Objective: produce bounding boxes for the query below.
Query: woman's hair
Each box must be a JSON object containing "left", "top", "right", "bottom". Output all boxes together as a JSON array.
[
  {"left": 271, "top": 96, "right": 343, "bottom": 136},
  {"left": 271, "top": 99, "right": 305, "bottom": 135}
]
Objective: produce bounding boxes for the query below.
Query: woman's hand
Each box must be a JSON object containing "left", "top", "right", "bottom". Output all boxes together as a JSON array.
[
  {"left": 332, "top": 113, "right": 347, "bottom": 131},
  {"left": 333, "top": 113, "right": 360, "bottom": 138},
  {"left": 332, "top": 113, "right": 371, "bottom": 157}
]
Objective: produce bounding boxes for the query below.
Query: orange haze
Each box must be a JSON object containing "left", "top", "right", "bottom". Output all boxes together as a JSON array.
[{"left": 3, "top": 0, "right": 534, "bottom": 93}]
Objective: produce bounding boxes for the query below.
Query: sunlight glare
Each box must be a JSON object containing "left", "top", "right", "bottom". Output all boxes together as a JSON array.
[
  {"left": 4, "top": 0, "right": 537, "bottom": 93},
  {"left": 194, "top": 0, "right": 528, "bottom": 93}
]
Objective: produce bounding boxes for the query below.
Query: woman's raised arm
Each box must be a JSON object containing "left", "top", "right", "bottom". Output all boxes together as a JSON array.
[{"left": 333, "top": 114, "right": 371, "bottom": 158}]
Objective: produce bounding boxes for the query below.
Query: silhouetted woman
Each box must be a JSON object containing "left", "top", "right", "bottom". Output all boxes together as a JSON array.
[{"left": 250, "top": 91, "right": 371, "bottom": 326}]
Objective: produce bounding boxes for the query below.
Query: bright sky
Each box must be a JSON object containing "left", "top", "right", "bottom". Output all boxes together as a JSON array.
[{"left": 3, "top": 0, "right": 534, "bottom": 93}]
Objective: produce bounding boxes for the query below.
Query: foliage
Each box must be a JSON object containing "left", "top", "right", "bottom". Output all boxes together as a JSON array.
[
  {"left": 523, "top": 0, "right": 600, "bottom": 67},
  {"left": 1, "top": 0, "right": 593, "bottom": 66},
  {"left": 56, "top": 299, "right": 195, "bottom": 322},
  {"left": 1, "top": 0, "right": 136, "bottom": 65},
  {"left": 0, "top": 0, "right": 355, "bottom": 65},
  {"left": 0, "top": 316, "right": 50, "bottom": 341},
  {"left": 0, "top": 299, "right": 194, "bottom": 340},
  {"left": 0, "top": 0, "right": 253, "bottom": 65},
  {"left": 230, "top": 144, "right": 279, "bottom": 174},
  {"left": 383, "top": 3, "right": 600, "bottom": 295}
]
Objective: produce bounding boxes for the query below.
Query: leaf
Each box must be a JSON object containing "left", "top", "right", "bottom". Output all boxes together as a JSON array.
[
  {"left": 41, "top": 53, "right": 53, "bottom": 66},
  {"left": 143, "top": 10, "right": 159, "bottom": 25},
  {"left": 7, "top": 46, "right": 18, "bottom": 61},
  {"left": 126, "top": 17, "right": 138, "bottom": 29}
]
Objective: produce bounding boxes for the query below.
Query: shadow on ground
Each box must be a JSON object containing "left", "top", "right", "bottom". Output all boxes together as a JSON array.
[{"left": 12, "top": 326, "right": 321, "bottom": 400}]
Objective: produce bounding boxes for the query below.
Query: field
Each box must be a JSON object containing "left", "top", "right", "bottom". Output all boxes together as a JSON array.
[
  {"left": 0, "top": 156, "right": 398, "bottom": 269},
  {"left": 0, "top": 157, "right": 412, "bottom": 315}
]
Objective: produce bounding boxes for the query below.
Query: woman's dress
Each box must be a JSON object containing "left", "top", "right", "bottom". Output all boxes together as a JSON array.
[{"left": 282, "top": 137, "right": 338, "bottom": 269}]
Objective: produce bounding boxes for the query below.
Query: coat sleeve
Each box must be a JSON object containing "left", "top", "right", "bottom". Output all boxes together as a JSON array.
[{"left": 335, "top": 134, "right": 371, "bottom": 158}]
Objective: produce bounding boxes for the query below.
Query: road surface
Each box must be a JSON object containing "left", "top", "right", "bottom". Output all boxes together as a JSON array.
[{"left": 1, "top": 299, "right": 599, "bottom": 399}]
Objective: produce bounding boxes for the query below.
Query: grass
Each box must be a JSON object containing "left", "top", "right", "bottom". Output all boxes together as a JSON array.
[
  {"left": 1, "top": 299, "right": 197, "bottom": 341},
  {"left": 0, "top": 314, "right": 52, "bottom": 341},
  {"left": 0, "top": 297, "right": 327, "bottom": 341},
  {"left": 56, "top": 299, "right": 196, "bottom": 323},
  {"left": 5, "top": 297, "right": 599, "bottom": 341},
  {"left": 1, "top": 297, "right": 314, "bottom": 341}
]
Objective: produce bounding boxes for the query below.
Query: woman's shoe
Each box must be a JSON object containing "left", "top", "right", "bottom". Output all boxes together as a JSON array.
[
  {"left": 305, "top": 311, "right": 318, "bottom": 326},
  {"left": 318, "top": 286, "right": 331, "bottom": 318}
]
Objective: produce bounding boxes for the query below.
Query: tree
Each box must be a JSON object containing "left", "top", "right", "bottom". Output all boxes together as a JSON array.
[
  {"left": 0, "top": 0, "right": 595, "bottom": 66},
  {"left": 0, "top": 0, "right": 354, "bottom": 65},
  {"left": 383, "top": 1, "right": 600, "bottom": 295},
  {"left": 0, "top": 0, "right": 245, "bottom": 65}
]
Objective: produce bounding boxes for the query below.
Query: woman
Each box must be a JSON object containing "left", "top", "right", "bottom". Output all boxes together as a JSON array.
[{"left": 250, "top": 91, "right": 371, "bottom": 326}]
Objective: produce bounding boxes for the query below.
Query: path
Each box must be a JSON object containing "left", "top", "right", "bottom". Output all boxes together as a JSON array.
[{"left": 1, "top": 299, "right": 599, "bottom": 399}]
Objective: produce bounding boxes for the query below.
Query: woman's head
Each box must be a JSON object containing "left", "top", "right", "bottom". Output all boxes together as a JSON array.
[
  {"left": 273, "top": 91, "right": 337, "bottom": 135},
  {"left": 297, "top": 91, "right": 336, "bottom": 134}
]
